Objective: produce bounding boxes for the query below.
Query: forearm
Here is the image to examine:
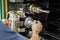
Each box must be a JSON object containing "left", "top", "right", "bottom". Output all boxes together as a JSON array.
[{"left": 28, "top": 32, "right": 41, "bottom": 40}]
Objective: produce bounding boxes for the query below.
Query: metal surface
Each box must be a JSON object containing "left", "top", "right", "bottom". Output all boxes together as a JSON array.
[
  {"left": 24, "top": 17, "right": 33, "bottom": 28},
  {"left": 9, "top": 0, "right": 24, "bottom": 2}
]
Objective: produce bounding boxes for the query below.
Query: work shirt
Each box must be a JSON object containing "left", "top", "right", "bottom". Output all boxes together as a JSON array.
[{"left": 0, "top": 21, "right": 27, "bottom": 40}]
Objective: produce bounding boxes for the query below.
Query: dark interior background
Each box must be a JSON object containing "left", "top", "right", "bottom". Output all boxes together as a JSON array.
[{"left": 46, "top": 0, "right": 60, "bottom": 37}]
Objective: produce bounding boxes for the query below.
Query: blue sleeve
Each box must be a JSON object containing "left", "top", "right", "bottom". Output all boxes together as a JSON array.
[{"left": 0, "top": 21, "right": 27, "bottom": 40}]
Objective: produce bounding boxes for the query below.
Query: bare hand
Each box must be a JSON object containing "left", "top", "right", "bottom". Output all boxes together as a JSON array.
[
  {"left": 32, "top": 20, "right": 43, "bottom": 34},
  {"left": 2, "top": 19, "right": 11, "bottom": 27}
]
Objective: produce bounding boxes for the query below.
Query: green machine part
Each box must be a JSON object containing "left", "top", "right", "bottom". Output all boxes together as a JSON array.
[{"left": 0, "top": 0, "right": 2, "bottom": 20}]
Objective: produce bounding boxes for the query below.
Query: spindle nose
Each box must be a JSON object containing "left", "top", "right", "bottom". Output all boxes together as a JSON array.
[{"left": 24, "top": 17, "right": 33, "bottom": 28}]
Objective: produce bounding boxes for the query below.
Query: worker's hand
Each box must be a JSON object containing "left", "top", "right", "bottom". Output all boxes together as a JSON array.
[
  {"left": 32, "top": 20, "right": 43, "bottom": 34},
  {"left": 2, "top": 19, "right": 11, "bottom": 27}
]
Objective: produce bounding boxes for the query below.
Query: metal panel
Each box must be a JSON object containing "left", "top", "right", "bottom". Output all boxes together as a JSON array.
[{"left": 9, "top": 0, "right": 24, "bottom": 2}]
